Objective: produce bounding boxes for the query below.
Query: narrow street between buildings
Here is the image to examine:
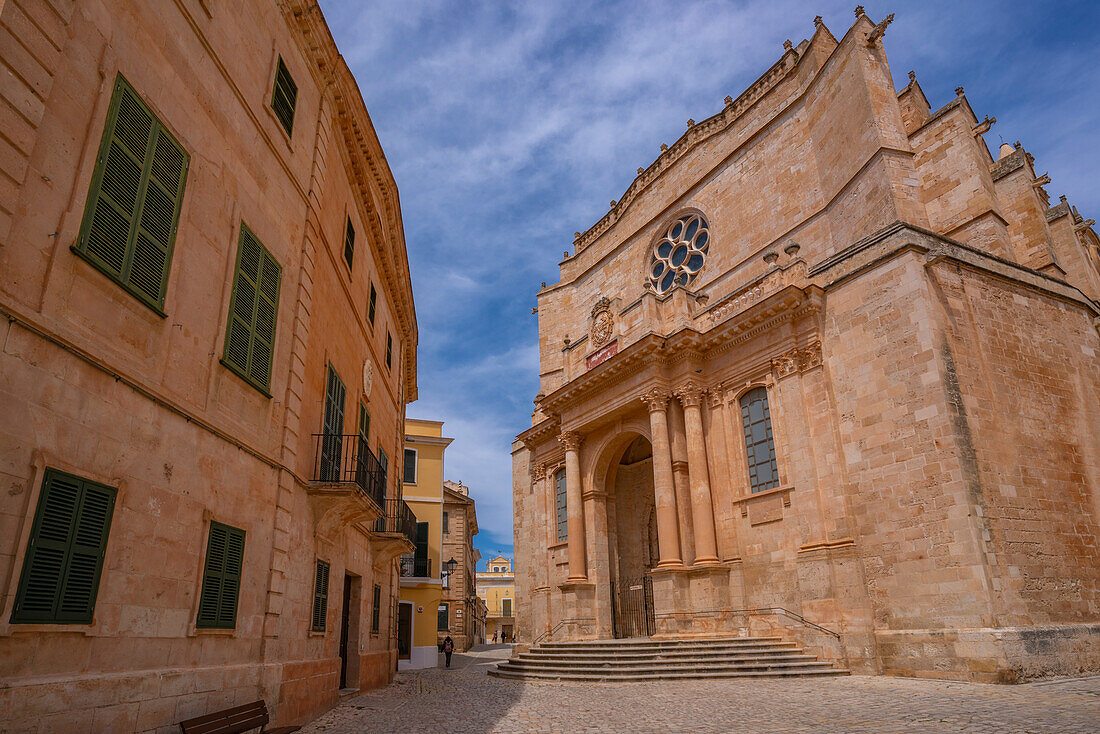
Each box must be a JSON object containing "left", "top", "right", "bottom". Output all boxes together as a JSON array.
[{"left": 299, "top": 644, "right": 1100, "bottom": 733}]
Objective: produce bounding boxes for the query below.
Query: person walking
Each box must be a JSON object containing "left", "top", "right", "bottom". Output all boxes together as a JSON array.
[{"left": 443, "top": 636, "right": 454, "bottom": 668}]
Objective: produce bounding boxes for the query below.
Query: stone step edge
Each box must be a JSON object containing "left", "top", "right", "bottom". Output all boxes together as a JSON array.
[
  {"left": 509, "top": 655, "right": 820, "bottom": 667},
  {"left": 487, "top": 669, "right": 850, "bottom": 681},
  {"left": 495, "top": 664, "right": 836, "bottom": 673},
  {"left": 537, "top": 637, "right": 783, "bottom": 647},
  {"left": 521, "top": 646, "right": 801, "bottom": 657}
]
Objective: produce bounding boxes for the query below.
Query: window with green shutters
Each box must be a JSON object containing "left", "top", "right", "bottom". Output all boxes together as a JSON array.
[
  {"left": 371, "top": 583, "right": 381, "bottom": 633},
  {"left": 11, "top": 469, "right": 117, "bottom": 624},
  {"left": 311, "top": 559, "right": 330, "bottom": 633},
  {"left": 271, "top": 56, "right": 297, "bottom": 137},
  {"left": 386, "top": 332, "right": 393, "bottom": 369},
  {"left": 437, "top": 602, "right": 449, "bottom": 631},
  {"left": 368, "top": 282, "right": 377, "bottom": 325},
  {"left": 222, "top": 223, "right": 281, "bottom": 394},
  {"left": 74, "top": 74, "right": 189, "bottom": 314},
  {"left": 343, "top": 217, "right": 355, "bottom": 270},
  {"left": 196, "top": 521, "right": 245, "bottom": 629}
]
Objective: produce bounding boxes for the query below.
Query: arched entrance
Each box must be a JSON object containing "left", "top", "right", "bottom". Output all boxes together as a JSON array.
[{"left": 605, "top": 434, "right": 657, "bottom": 638}]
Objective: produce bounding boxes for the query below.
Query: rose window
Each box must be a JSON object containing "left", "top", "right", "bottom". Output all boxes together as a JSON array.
[{"left": 648, "top": 214, "right": 709, "bottom": 294}]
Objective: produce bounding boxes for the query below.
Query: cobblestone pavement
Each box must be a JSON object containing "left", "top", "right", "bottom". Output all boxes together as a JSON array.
[{"left": 300, "top": 645, "right": 1100, "bottom": 733}]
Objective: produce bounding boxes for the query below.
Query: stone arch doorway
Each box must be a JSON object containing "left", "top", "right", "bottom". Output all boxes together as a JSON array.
[{"left": 604, "top": 434, "right": 658, "bottom": 637}]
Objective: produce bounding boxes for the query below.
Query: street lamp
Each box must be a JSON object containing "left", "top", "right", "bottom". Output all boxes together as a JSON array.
[{"left": 442, "top": 557, "right": 458, "bottom": 576}]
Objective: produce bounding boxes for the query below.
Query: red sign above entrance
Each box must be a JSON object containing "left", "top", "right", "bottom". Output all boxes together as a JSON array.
[{"left": 586, "top": 339, "right": 618, "bottom": 370}]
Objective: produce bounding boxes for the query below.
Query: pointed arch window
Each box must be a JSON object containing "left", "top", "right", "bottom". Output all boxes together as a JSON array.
[{"left": 740, "top": 387, "right": 779, "bottom": 493}]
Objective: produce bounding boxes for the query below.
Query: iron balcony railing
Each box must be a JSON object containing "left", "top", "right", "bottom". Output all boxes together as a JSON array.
[
  {"left": 311, "top": 433, "right": 385, "bottom": 509},
  {"left": 374, "top": 497, "right": 417, "bottom": 547},
  {"left": 400, "top": 555, "right": 431, "bottom": 578}
]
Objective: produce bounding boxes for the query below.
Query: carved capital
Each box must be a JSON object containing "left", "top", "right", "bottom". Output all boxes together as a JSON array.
[
  {"left": 771, "top": 349, "right": 800, "bottom": 378},
  {"left": 532, "top": 462, "right": 548, "bottom": 481},
  {"left": 674, "top": 381, "right": 706, "bottom": 408},
  {"left": 799, "top": 340, "right": 823, "bottom": 372},
  {"left": 558, "top": 431, "right": 583, "bottom": 452},
  {"left": 707, "top": 390, "right": 725, "bottom": 409},
  {"left": 640, "top": 387, "right": 671, "bottom": 413}
]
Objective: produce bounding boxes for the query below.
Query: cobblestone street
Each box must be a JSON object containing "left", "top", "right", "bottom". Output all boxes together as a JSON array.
[{"left": 299, "top": 645, "right": 1100, "bottom": 733}]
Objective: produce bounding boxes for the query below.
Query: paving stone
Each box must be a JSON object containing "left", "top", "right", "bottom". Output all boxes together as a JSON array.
[{"left": 299, "top": 645, "right": 1100, "bottom": 733}]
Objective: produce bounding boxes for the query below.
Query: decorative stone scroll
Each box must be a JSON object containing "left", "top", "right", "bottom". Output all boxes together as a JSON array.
[
  {"left": 772, "top": 341, "right": 823, "bottom": 378},
  {"left": 590, "top": 297, "right": 614, "bottom": 347}
]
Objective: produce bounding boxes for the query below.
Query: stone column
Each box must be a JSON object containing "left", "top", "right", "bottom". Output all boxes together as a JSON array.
[
  {"left": 641, "top": 388, "right": 683, "bottom": 569},
  {"left": 559, "top": 431, "right": 587, "bottom": 581},
  {"left": 676, "top": 382, "right": 720, "bottom": 566}
]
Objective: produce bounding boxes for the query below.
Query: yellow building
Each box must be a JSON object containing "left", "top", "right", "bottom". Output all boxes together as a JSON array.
[
  {"left": 477, "top": 556, "right": 516, "bottom": 642},
  {"left": 398, "top": 419, "right": 452, "bottom": 669}
]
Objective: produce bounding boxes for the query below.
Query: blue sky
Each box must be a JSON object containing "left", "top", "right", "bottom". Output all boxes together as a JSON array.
[{"left": 317, "top": 0, "right": 1100, "bottom": 568}]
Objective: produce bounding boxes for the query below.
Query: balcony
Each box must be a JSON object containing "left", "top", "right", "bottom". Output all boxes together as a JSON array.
[
  {"left": 400, "top": 556, "right": 432, "bottom": 579},
  {"left": 305, "top": 433, "right": 386, "bottom": 537},
  {"left": 368, "top": 497, "right": 417, "bottom": 561}
]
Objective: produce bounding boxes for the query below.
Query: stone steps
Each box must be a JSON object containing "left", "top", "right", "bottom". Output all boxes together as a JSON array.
[{"left": 489, "top": 636, "right": 848, "bottom": 682}]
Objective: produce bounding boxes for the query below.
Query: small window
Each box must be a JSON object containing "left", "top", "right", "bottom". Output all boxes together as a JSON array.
[
  {"left": 442, "top": 511, "right": 449, "bottom": 533},
  {"left": 502, "top": 598, "right": 512, "bottom": 617},
  {"left": 371, "top": 583, "right": 381, "bottom": 633},
  {"left": 378, "top": 447, "right": 388, "bottom": 500},
  {"left": 311, "top": 559, "right": 329, "bottom": 632},
  {"left": 197, "top": 521, "right": 246, "bottom": 629},
  {"left": 271, "top": 56, "right": 297, "bottom": 137},
  {"left": 740, "top": 387, "right": 780, "bottom": 493},
  {"left": 222, "top": 223, "right": 281, "bottom": 394},
  {"left": 437, "top": 603, "right": 449, "bottom": 631},
  {"left": 343, "top": 216, "right": 355, "bottom": 270},
  {"left": 11, "top": 469, "right": 117, "bottom": 624},
  {"left": 555, "top": 469, "right": 567, "bottom": 543},
  {"left": 403, "top": 448, "right": 417, "bottom": 485},
  {"left": 368, "top": 282, "right": 377, "bottom": 325},
  {"left": 386, "top": 332, "right": 393, "bottom": 369},
  {"left": 74, "top": 75, "right": 189, "bottom": 313}
]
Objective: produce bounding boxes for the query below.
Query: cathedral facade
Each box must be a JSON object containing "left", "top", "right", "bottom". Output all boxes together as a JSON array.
[{"left": 512, "top": 9, "right": 1100, "bottom": 682}]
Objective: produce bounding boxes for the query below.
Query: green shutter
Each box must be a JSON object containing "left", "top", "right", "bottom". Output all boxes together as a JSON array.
[
  {"left": 371, "top": 584, "right": 381, "bottom": 633},
  {"left": 311, "top": 559, "right": 330, "bottom": 632},
  {"left": 386, "top": 333, "right": 392, "bottom": 369},
  {"left": 75, "top": 74, "right": 188, "bottom": 313},
  {"left": 12, "top": 470, "right": 116, "bottom": 624},
  {"left": 197, "top": 521, "right": 245, "bottom": 629},
  {"left": 222, "top": 223, "right": 281, "bottom": 394},
  {"left": 271, "top": 57, "right": 297, "bottom": 137},
  {"left": 344, "top": 217, "right": 355, "bottom": 270},
  {"left": 358, "top": 403, "right": 370, "bottom": 445},
  {"left": 368, "top": 283, "right": 377, "bottom": 325}
]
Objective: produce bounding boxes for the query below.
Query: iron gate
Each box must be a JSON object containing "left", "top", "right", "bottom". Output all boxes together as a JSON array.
[{"left": 610, "top": 575, "right": 655, "bottom": 638}]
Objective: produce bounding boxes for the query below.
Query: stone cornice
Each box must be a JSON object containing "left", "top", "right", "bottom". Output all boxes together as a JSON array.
[{"left": 280, "top": 1, "right": 419, "bottom": 402}]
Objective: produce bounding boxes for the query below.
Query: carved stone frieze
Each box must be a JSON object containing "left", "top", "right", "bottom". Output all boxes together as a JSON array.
[
  {"left": 799, "top": 340, "right": 823, "bottom": 371},
  {"left": 771, "top": 349, "right": 800, "bottom": 378}
]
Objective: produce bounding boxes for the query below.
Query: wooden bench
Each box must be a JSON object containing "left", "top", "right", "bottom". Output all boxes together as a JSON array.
[{"left": 178, "top": 700, "right": 300, "bottom": 734}]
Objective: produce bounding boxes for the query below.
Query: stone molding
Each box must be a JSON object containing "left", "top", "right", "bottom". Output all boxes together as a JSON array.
[
  {"left": 531, "top": 462, "right": 547, "bottom": 481},
  {"left": 772, "top": 340, "right": 823, "bottom": 378}
]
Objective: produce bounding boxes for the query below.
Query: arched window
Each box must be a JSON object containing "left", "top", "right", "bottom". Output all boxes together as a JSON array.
[
  {"left": 648, "top": 213, "right": 710, "bottom": 294},
  {"left": 740, "top": 387, "right": 779, "bottom": 493},
  {"left": 555, "top": 469, "right": 568, "bottom": 542}
]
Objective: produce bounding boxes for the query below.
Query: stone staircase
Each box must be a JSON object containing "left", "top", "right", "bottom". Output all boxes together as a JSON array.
[{"left": 489, "top": 636, "right": 848, "bottom": 682}]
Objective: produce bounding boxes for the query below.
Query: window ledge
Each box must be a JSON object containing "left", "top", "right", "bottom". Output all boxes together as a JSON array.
[
  {"left": 191, "top": 626, "right": 237, "bottom": 637},
  {"left": 731, "top": 485, "right": 794, "bottom": 505},
  {"left": 309, "top": 629, "right": 326, "bottom": 637}
]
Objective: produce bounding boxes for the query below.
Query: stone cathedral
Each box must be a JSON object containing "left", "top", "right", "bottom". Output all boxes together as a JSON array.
[{"left": 511, "top": 9, "right": 1100, "bottom": 682}]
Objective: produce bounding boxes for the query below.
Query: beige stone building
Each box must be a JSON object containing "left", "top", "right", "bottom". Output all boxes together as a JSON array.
[
  {"left": 440, "top": 480, "right": 483, "bottom": 651},
  {"left": 0, "top": 0, "right": 419, "bottom": 730},
  {"left": 478, "top": 556, "right": 516, "bottom": 642},
  {"left": 513, "top": 9, "right": 1100, "bottom": 682}
]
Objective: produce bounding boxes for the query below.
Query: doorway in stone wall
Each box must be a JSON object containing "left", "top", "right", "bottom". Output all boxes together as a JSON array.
[
  {"left": 604, "top": 433, "right": 658, "bottom": 638},
  {"left": 339, "top": 573, "right": 361, "bottom": 690},
  {"left": 397, "top": 601, "right": 412, "bottom": 660}
]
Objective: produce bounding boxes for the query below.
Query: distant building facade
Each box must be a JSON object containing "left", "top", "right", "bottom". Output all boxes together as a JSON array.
[
  {"left": 0, "top": 1, "right": 419, "bottom": 730},
  {"left": 398, "top": 419, "right": 452, "bottom": 669},
  {"left": 513, "top": 10, "right": 1100, "bottom": 682},
  {"left": 440, "top": 480, "right": 483, "bottom": 651},
  {"left": 478, "top": 556, "right": 516, "bottom": 642}
]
